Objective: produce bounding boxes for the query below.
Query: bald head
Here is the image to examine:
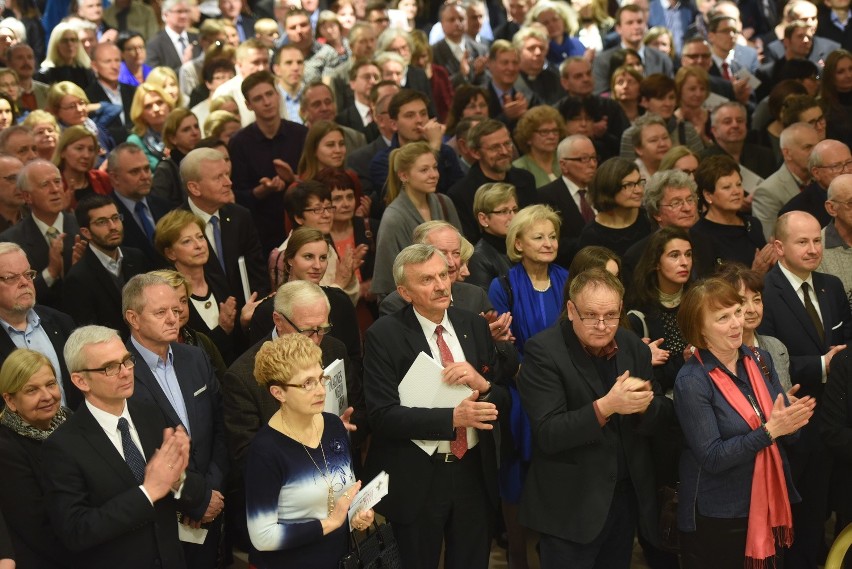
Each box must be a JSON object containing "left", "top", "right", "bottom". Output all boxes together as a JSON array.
[
  {"left": 774, "top": 211, "right": 823, "bottom": 278},
  {"left": 809, "top": 139, "right": 852, "bottom": 188}
]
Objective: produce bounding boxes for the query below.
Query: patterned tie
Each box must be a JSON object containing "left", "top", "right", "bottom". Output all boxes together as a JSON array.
[
  {"left": 178, "top": 35, "right": 189, "bottom": 62},
  {"left": 209, "top": 215, "right": 226, "bottom": 273},
  {"left": 801, "top": 282, "right": 825, "bottom": 344},
  {"left": 436, "top": 325, "right": 467, "bottom": 459},
  {"left": 577, "top": 189, "right": 595, "bottom": 224},
  {"left": 134, "top": 201, "right": 155, "bottom": 243},
  {"left": 45, "top": 226, "right": 60, "bottom": 242},
  {"left": 117, "top": 417, "right": 147, "bottom": 484}
]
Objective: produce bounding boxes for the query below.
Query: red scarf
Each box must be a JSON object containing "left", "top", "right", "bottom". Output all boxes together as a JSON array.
[{"left": 695, "top": 351, "right": 793, "bottom": 568}]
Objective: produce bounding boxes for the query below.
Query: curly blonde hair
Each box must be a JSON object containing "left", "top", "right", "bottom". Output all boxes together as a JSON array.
[{"left": 254, "top": 334, "right": 323, "bottom": 389}]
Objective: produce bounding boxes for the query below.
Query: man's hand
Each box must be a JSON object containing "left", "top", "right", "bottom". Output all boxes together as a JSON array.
[
  {"left": 453, "top": 391, "right": 498, "bottom": 429},
  {"left": 202, "top": 490, "right": 224, "bottom": 523},
  {"left": 272, "top": 159, "right": 296, "bottom": 184},
  {"left": 733, "top": 78, "right": 751, "bottom": 104},
  {"left": 71, "top": 234, "right": 86, "bottom": 265},
  {"left": 502, "top": 93, "right": 528, "bottom": 120},
  {"left": 239, "top": 292, "right": 264, "bottom": 329},
  {"left": 422, "top": 119, "right": 445, "bottom": 150},
  {"left": 596, "top": 370, "right": 654, "bottom": 417},
  {"left": 254, "top": 175, "right": 286, "bottom": 199},
  {"left": 472, "top": 55, "right": 488, "bottom": 76},
  {"left": 47, "top": 232, "right": 65, "bottom": 279},
  {"left": 142, "top": 428, "right": 189, "bottom": 502},
  {"left": 218, "top": 296, "right": 238, "bottom": 334},
  {"left": 826, "top": 344, "right": 847, "bottom": 374},
  {"left": 442, "top": 361, "right": 489, "bottom": 393}
]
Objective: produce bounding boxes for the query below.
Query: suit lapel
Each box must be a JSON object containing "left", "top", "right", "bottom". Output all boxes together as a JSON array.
[
  {"left": 84, "top": 247, "right": 122, "bottom": 306},
  {"left": 22, "top": 217, "right": 49, "bottom": 268},
  {"left": 127, "top": 342, "right": 183, "bottom": 428},
  {"left": 76, "top": 403, "right": 142, "bottom": 486},
  {"left": 770, "top": 268, "right": 825, "bottom": 348},
  {"left": 401, "top": 308, "right": 433, "bottom": 362},
  {"left": 814, "top": 273, "right": 835, "bottom": 342},
  {"left": 171, "top": 346, "right": 198, "bottom": 433},
  {"left": 562, "top": 321, "right": 606, "bottom": 399}
]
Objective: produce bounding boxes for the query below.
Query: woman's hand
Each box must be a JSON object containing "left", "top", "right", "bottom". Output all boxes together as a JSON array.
[
  {"left": 321, "top": 480, "right": 362, "bottom": 535},
  {"left": 218, "top": 296, "right": 237, "bottom": 334},
  {"left": 335, "top": 245, "right": 368, "bottom": 289},
  {"left": 351, "top": 508, "right": 375, "bottom": 532},
  {"left": 239, "top": 292, "right": 263, "bottom": 330},
  {"left": 751, "top": 243, "right": 778, "bottom": 275},
  {"left": 764, "top": 392, "right": 816, "bottom": 439},
  {"left": 355, "top": 195, "right": 372, "bottom": 218},
  {"left": 643, "top": 337, "right": 670, "bottom": 366}
]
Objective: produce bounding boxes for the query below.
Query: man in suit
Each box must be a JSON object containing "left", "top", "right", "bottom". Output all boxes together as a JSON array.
[
  {"left": 363, "top": 243, "right": 510, "bottom": 569},
  {"left": 648, "top": 0, "right": 695, "bottom": 54},
  {"left": 273, "top": 44, "right": 305, "bottom": 125},
  {"left": 817, "top": 0, "right": 852, "bottom": 51},
  {"left": 759, "top": 211, "right": 852, "bottom": 569},
  {"left": 219, "top": 0, "right": 255, "bottom": 42},
  {"left": 222, "top": 280, "right": 357, "bottom": 548},
  {"left": 484, "top": 40, "right": 542, "bottom": 134},
  {"left": 0, "top": 160, "right": 79, "bottom": 309},
  {"left": 700, "top": 102, "right": 777, "bottom": 181},
  {"left": 108, "top": 143, "right": 172, "bottom": 267},
  {"left": 431, "top": 1, "right": 489, "bottom": 87},
  {"left": 346, "top": 91, "right": 396, "bottom": 196},
  {"left": 86, "top": 43, "right": 135, "bottom": 145},
  {"left": 448, "top": 119, "right": 537, "bottom": 241},
  {"left": 753, "top": 123, "right": 818, "bottom": 240},
  {"left": 539, "top": 135, "right": 597, "bottom": 268},
  {"left": 42, "top": 325, "right": 204, "bottom": 569},
  {"left": 145, "top": 0, "right": 201, "bottom": 71},
  {"left": 706, "top": 15, "right": 760, "bottom": 81},
  {"left": 764, "top": 0, "right": 840, "bottom": 65},
  {"left": 335, "top": 60, "right": 380, "bottom": 136},
  {"left": 779, "top": 139, "right": 852, "bottom": 227},
  {"left": 0, "top": 126, "right": 38, "bottom": 165},
  {"left": 0, "top": 156, "right": 24, "bottom": 233},
  {"left": 301, "top": 81, "right": 367, "bottom": 151},
  {"left": 6, "top": 44, "right": 49, "bottom": 113},
  {"left": 592, "top": 4, "right": 673, "bottom": 95},
  {"left": 0, "top": 242, "right": 79, "bottom": 408},
  {"left": 518, "top": 267, "right": 670, "bottom": 567},
  {"left": 330, "top": 22, "right": 377, "bottom": 111},
  {"left": 181, "top": 147, "right": 269, "bottom": 301},
  {"left": 64, "top": 196, "right": 148, "bottom": 337},
  {"left": 679, "top": 37, "right": 743, "bottom": 103},
  {"left": 124, "top": 274, "right": 228, "bottom": 567}
]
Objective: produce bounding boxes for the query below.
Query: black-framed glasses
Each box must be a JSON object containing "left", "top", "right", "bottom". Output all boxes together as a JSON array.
[
  {"left": 78, "top": 354, "right": 136, "bottom": 376},
  {"left": 280, "top": 374, "right": 331, "bottom": 391},
  {"left": 302, "top": 205, "right": 336, "bottom": 215},
  {"left": 660, "top": 197, "right": 696, "bottom": 209},
  {"left": 90, "top": 213, "right": 124, "bottom": 228},
  {"left": 560, "top": 155, "right": 598, "bottom": 164},
  {"left": 620, "top": 178, "right": 646, "bottom": 191},
  {"left": 807, "top": 114, "right": 826, "bottom": 126},
  {"left": 574, "top": 306, "right": 620, "bottom": 328},
  {"left": 815, "top": 159, "right": 852, "bottom": 173},
  {"left": 0, "top": 269, "right": 37, "bottom": 285},
  {"left": 279, "top": 311, "right": 333, "bottom": 338}
]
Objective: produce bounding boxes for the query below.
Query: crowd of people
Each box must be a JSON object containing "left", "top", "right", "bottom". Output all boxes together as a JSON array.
[{"left": 2, "top": 0, "right": 852, "bottom": 567}]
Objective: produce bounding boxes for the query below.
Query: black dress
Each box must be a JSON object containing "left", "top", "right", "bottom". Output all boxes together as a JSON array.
[
  {"left": 689, "top": 214, "right": 766, "bottom": 270},
  {"left": 576, "top": 211, "right": 653, "bottom": 258}
]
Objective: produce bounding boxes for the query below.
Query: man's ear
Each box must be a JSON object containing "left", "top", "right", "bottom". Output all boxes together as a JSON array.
[
  {"left": 70, "top": 372, "right": 90, "bottom": 394},
  {"left": 397, "top": 284, "right": 413, "bottom": 303},
  {"left": 80, "top": 226, "right": 93, "bottom": 241}
]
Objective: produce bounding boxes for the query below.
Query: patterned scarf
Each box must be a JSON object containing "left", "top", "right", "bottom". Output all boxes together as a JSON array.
[{"left": 0, "top": 406, "right": 71, "bottom": 441}]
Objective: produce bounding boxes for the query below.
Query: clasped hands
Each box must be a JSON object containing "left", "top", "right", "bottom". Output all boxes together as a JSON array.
[
  {"left": 597, "top": 370, "right": 654, "bottom": 417},
  {"left": 444, "top": 362, "right": 497, "bottom": 429}
]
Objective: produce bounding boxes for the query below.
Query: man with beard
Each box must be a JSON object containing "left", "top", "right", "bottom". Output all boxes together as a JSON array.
[
  {"left": 63, "top": 195, "right": 149, "bottom": 337},
  {"left": 0, "top": 242, "right": 79, "bottom": 408},
  {"left": 448, "top": 119, "right": 537, "bottom": 241}
]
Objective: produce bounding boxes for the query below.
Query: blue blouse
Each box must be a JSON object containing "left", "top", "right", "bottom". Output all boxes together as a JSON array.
[{"left": 118, "top": 62, "right": 151, "bottom": 87}]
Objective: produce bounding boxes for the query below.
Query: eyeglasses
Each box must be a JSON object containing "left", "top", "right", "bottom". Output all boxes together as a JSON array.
[
  {"left": 280, "top": 374, "right": 331, "bottom": 391},
  {"left": 124, "top": 45, "right": 146, "bottom": 52},
  {"left": 683, "top": 52, "right": 711, "bottom": 60},
  {"left": 90, "top": 213, "right": 124, "bottom": 228},
  {"left": 489, "top": 207, "right": 519, "bottom": 216},
  {"left": 560, "top": 155, "right": 598, "bottom": 164},
  {"left": 573, "top": 305, "right": 620, "bottom": 328},
  {"left": 534, "top": 128, "right": 561, "bottom": 137},
  {"left": 807, "top": 114, "right": 826, "bottom": 126},
  {"left": 482, "top": 141, "right": 514, "bottom": 153},
  {"left": 78, "top": 354, "right": 136, "bottom": 376},
  {"left": 815, "top": 159, "right": 852, "bottom": 173},
  {"left": 303, "top": 205, "right": 336, "bottom": 215},
  {"left": 831, "top": 199, "right": 852, "bottom": 208},
  {"left": 620, "top": 178, "right": 646, "bottom": 191},
  {"left": 279, "top": 311, "right": 333, "bottom": 338},
  {"left": 0, "top": 269, "right": 37, "bottom": 285},
  {"left": 660, "top": 197, "right": 696, "bottom": 209}
]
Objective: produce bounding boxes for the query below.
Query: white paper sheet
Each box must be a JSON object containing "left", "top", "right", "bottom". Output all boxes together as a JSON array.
[
  {"left": 323, "top": 359, "right": 347, "bottom": 417},
  {"left": 348, "top": 471, "right": 389, "bottom": 530}
]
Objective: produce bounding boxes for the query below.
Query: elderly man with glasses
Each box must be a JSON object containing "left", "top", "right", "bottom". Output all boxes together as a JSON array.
[{"left": 779, "top": 139, "right": 852, "bottom": 227}]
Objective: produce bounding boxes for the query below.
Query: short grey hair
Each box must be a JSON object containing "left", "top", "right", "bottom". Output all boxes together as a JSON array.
[
  {"left": 393, "top": 244, "right": 446, "bottom": 286},
  {"left": 512, "top": 25, "right": 548, "bottom": 52},
  {"left": 161, "top": 0, "right": 193, "bottom": 19},
  {"left": 106, "top": 142, "right": 145, "bottom": 173},
  {"left": 0, "top": 242, "right": 24, "bottom": 258},
  {"left": 373, "top": 51, "right": 406, "bottom": 70},
  {"left": 64, "top": 325, "right": 120, "bottom": 373},
  {"left": 643, "top": 169, "right": 698, "bottom": 219},
  {"left": 376, "top": 27, "right": 412, "bottom": 54},
  {"left": 631, "top": 113, "right": 667, "bottom": 149},
  {"left": 0, "top": 125, "right": 33, "bottom": 154},
  {"left": 273, "top": 280, "right": 330, "bottom": 320},
  {"left": 412, "top": 220, "right": 459, "bottom": 244},
  {"left": 779, "top": 122, "right": 816, "bottom": 150},
  {"left": 121, "top": 273, "right": 172, "bottom": 315},
  {"left": 710, "top": 101, "right": 747, "bottom": 128},
  {"left": 18, "top": 159, "right": 58, "bottom": 193},
  {"left": 557, "top": 134, "right": 592, "bottom": 159},
  {"left": 180, "top": 147, "right": 225, "bottom": 185}
]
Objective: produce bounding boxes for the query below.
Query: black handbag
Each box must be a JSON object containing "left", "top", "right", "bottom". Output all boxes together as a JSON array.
[{"left": 339, "top": 522, "right": 401, "bottom": 569}]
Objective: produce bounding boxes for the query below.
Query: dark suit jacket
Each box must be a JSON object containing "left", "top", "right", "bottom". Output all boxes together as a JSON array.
[
  {"left": 486, "top": 78, "right": 543, "bottom": 132},
  {"left": 537, "top": 177, "right": 589, "bottom": 268},
  {"left": 517, "top": 320, "right": 670, "bottom": 543},
  {"left": 127, "top": 341, "right": 228, "bottom": 521},
  {"left": 346, "top": 135, "right": 388, "bottom": 197},
  {"left": 84, "top": 81, "right": 135, "bottom": 144},
  {"left": 181, "top": 201, "right": 270, "bottom": 299},
  {"left": 0, "top": 213, "right": 79, "bottom": 308},
  {"left": 379, "top": 281, "right": 492, "bottom": 316},
  {"left": 361, "top": 305, "right": 510, "bottom": 523},
  {"left": 821, "top": 348, "right": 852, "bottom": 524},
  {"left": 699, "top": 142, "right": 777, "bottom": 180},
  {"left": 758, "top": 265, "right": 852, "bottom": 398},
  {"left": 41, "top": 400, "right": 205, "bottom": 569},
  {"left": 0, "top": 305, "right": 81, "bottom": 409},
  {"left": 145, "top": 30, "right": 201, "bottom": 71},
  {"left": 818, "top": 5, "right": 852, "bottom": 51},
  {"left": 431, "top": 36, "right": 488, "bottom": 87},
  {"left": 111, "top": 192, "right": 173, "bottom": 268},
  {"left": 62, "top": 245, "right": 148, "bottom": 338},
  {"left": 592, "top": 45, "right": 674, "bottom": 95},
  {"left": 778, "top": 181, "right": 832, "bottom": 227},
  {"left": 335, "top": 105, "right": 369, "bottom": 135}
]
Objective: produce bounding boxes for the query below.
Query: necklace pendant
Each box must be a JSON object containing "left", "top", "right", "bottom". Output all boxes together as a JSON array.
[
  {"left": 328, "top": 486, "right": 335, "bottom": 516},
  {"left": 204, "top": 300, "right": 212, "bottom": 309}
]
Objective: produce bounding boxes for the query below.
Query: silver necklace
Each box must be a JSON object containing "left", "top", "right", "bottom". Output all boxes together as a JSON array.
[{"left": 281, "top": 413, "right": 335, "bottom": 516}]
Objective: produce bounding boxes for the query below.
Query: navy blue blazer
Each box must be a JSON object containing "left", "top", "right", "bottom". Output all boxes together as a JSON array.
[
  {"left": 127, "top": 341, "right": 229, "bottom": 521},
  {"left": 758, "top": 264, "right": 852, "bottom": 398},
  {"left": 111, "top": 192, "right": 173, "bottom": 268}
]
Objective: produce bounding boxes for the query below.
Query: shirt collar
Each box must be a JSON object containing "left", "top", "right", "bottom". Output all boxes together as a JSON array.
[
  {"left": 90, "top": 244, "right": 123, "bottom": 269},
  {"left": 824, "top": 221, "right": 850, "bottom": 249},
  {"left": 164, "top": 26, "right": 187, "bottom": 45},
  {"left": 187, "top": 197, "right": 217, "bottom": 223},
  {"left": 412, "top": 306, "right": 453, "bottom": 340},
  {"left": 354, "top": 99, "right": 371, "bottom": 120},
  {"left": 0, "top": 309, "right": 38, "bottom": 334},
  {"left": 130, "top": 335, "right": 174, "bottom": 370},
  {"left": 777, "top": 260, "right": 814, "bottom": 292},
  {"left": 581, "top": 338, "right": 619, "bottom": 359},
  {"left": 31, "top": 212, "right": 63, "bottom": 237},
  {"left": 86, "top": 398, "right": 131, "bottom": 425}
]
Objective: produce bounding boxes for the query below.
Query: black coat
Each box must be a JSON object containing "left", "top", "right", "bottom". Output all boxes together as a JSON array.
[
  {"left": 110, "top": 192, "right": 173, "bottom": 268},
  {"left": 537, "top": 177, "right": 589, "bottom": 268},
  {"left": 84, "top": 81, "right": 136, "bottom": 144}
]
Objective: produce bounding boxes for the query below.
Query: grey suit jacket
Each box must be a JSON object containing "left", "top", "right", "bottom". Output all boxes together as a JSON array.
[
  {"left": 379, "top": 281, "right": 493, "bottom": 316},
  {"left": 592, "top": 45, "right": 673, "bottom": 95},
  {"left": 431, "top": 36, "right": 488, "bottom": 87},
  {"left": 752, "top": 163, "right": 803, "bottom": 240},
  {"left": 145, "top": 30, "right": 201, "bottom": 71},
  {"left": 757, "top": 333, "right": 792, "bottom": 393}
]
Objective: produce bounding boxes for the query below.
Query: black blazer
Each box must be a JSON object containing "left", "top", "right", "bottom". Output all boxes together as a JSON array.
[
  {"left": 778, "top": 181, "right": 832, "bottom": 227},
  {"left": 0, "top": 425, "right": 73, "bottom": 568},
  {"left": 758, "top": 265, "right": 852, "bottom": 398},
  {"left": 127, "top": 341, "right": 229, "bottom": 521},
  {"left": 361, "top": 305, "right": 510, "bottom": 523},
  {"left": 537, "top": 177, "right": 589, "bottom": 268},
  {"left": 431, "top": 37, "right": 488, "bottom": 87},
  {"left": 111, "top": 192, "right": 173, "bottom": 268},
  {"left": 335, "top": 105, "right": 369, "bottom": 135},
  {"left": 41, "top": 400, "right": 205, "bottom": 569},
  {"left": 346, "top": 135, "right": 388, "bottom": 197},
  {"left": 0, "top": 213, "right": 79, "bottom": 309},
  {"left": 517, "top": 320, "right": 671, "bottom": 544},
  {"left": 62, "top": 245, "right": 149, "bottom": 338},
  {"left": 0, "top": 305, "right": 81, "bottom": 410},
  {"left": 820, "top": 348, "right": 852, "bottom": 524},
  {"left": 145, "top": 30, "right": 201, "bottom": 71},
  {"left": 84, "top": 81, "right": 135, "bottom": 144}
]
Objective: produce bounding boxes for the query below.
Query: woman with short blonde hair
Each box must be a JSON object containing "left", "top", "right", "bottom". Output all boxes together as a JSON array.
[
  {"left": 127, "top": 83, "right": 175, "bottom": 171},
  {"left": 53, "top": 125, "right": 111, "bottom": 207}
]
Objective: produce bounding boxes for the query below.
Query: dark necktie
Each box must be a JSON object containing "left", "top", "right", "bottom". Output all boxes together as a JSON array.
[
  {"left": 577, "top": 189, "right": 595, "bottom": 224},
  {"left": 721, "top": 62, "right": 732, "bottom": 81},
  {"left": 436, "top": 325, "right": 467, "bottom": 459},
  {"left": 134, "top": 201, "right": 155, "bottom": 243},
  {"left": 117, "top": 417, "right": 146, "bottom": 484},
  {"left": 209, "top": 215, "right": 226, "bottom": 273},
  {"left": 801, "top": 282, "right": 825, "bottom": 344}
]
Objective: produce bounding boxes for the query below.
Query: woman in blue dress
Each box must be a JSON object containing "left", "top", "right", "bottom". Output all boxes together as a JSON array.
[{"left": 245, "top": 333, "right": 374, "bottom": 569}]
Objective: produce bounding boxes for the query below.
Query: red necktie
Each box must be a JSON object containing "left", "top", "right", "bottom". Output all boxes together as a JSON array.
[
  {"left": 721, "top": 62, "right": 732, "bottom": 81},
  {"left": 436, "top": 325, "right": 467, "bottom": 459},
  {"left": 578, "top": 189, "right": 595, "bottom": 224}
]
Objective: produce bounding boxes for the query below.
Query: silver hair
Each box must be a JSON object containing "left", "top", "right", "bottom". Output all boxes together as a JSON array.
[
  {"left": 392, "top": 244, "right": 446, "bottom": 286},
  {"left": 779, "top": 122, "right": 815, "bottom": 151},
  {"left": 0, "top": 242, "right": 24, "bottom": 258},
  {"left": 180, "top": 147, "right": 225, "bottom": 184},
  {"left": 121, "top": 273, "right": 172, "bottom": 315},
  {"left": 557, "top": 134, "right": 592, "bottom": 159},
  {"left": 412, "top": 221, "right": 459, "bottom": 244},
  {"left": 17, "top": 159, "right": 58, "bottom": 193},
  {"left": 643, "top": 169, "right": 698, "bottom": 218},
  {"left": 710, "top": 101, "right": 747, "bottom": 128},
  {"left": 273, "top": 280, "right": 330, "bottom": 320},
  {"left": 630, "top": 113, "right": 667, "bottom": 149},
  {"left": 64, "top": 325, "right": 120, "bottom": 373}
]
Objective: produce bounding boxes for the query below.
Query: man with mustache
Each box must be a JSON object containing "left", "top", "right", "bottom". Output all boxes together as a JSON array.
[
  {"left": 63, "top": 195, "right": 149, "bottom": 338},
  {"left": 759, "top": 210, "right": 852, "bottom": 569}
]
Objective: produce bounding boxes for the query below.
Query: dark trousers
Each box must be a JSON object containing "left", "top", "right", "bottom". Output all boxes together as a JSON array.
[
  {"left": 681, "top": 515, "right": 784, "bottom": 569},
  {"left": 538, "top": 480, "right": 637, "bottom": 569},
  {"left": 391, "top": 447, "right": 492, "bottom": 569},
  {"left": 182, "top": 514, "right": 222, "bottom": 569}
]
